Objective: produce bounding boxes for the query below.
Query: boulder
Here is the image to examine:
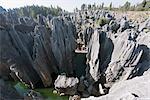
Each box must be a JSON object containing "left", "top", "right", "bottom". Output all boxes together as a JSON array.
[
  {"left": 69, "top": 95, "right": 81, "bottom": 100},
  {"left": 54, "top": 75, "right": 79, "bottom": 95}
]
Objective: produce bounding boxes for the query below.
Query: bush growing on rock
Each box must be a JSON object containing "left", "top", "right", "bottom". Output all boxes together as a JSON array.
[
  {"left": 9, "top": 5, "right": 62, "bottom": 18},
  {"left": 96, "top": 17, "right": 110, "bottom": 27}
]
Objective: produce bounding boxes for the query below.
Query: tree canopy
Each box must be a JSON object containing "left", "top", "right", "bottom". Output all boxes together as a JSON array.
[
  {"left": 79, "top": 0, "right": 150, "bottom": 11},
  {"left": 10, "top": 5, "right": 63, "bottom": 18}
]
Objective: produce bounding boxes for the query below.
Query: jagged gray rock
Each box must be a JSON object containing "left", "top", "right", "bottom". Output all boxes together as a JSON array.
[
  {"left": 82, "top": 10, "right": 150, "bottom": 98},
  {"left": 119, "top": 17, "right": 130, "bottom": 32},
  {"left": 50, "top": 17, "right": 76, "bottom": 75},
  {"left": 86, "top": 29, "right": 113, "bottom": 82},
  {"left": 105, "top": 33, "right": 143, "bottom": 85},
  {"left": 83, "top": 26, "right": 94, "bottom": 46},
  {"left": 82, "top": 70, "right": 150, "bottom": 100},
  {"left": 54, "top": 75, "right": 79, "bottom": 95},
  {"left": 0, "top": 13, "right": 76, "bottom": 88},
  {"left": 0, "top": 6, "right": 6, "bottom": 14},
  {"left": 37, "top": 14, "right": 46, "bottom": 25},
  {"left": 139, "top": 18, "right": 150, "bottom": 31},
  {"left": 0, "top": 25, "right": 42, "bottom": 88},
  {"left": 69, "top": 95, "right": 81, "bottom": 100},
  {"left": 109, "top": 20, "right": 120, "bottom": 32},
  {"left": 134, "top": 32, "right": 150, "bottom": 77},
  {"left": 86, "top": 29, "right": 101, "bottom": 82},
  {"left": 32, "top": 25, "right": 57, "bottom": 87}
]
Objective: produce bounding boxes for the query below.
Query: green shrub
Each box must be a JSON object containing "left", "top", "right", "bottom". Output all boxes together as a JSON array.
[{"left": 96, "top": 18, "right": 109, "bottom": 26}]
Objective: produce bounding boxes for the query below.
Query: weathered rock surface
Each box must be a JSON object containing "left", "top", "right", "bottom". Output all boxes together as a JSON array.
[
  {"left": 0, "top": 25, "right": 41, "bottom": 88},
  {"left": 78, "top": 9, "right": 150, "bottom": 98},
  {"left": 0, "top": 12, "right": 76, "bottom": 88},
  {"left": 69, "top": 95, "right": 81, "bottom": 100},
  {"left": 105, "top": 30, "right": 143, "bottom": 86},
  {"left": 50, "top": 17, "right": 76, "bottom": 75},
  {"left": 86, "top": 29, "right": 101, "bottom": 82},
  {"left": 0, "top": 6, "right": 6, "bottom": 14},
  {"left": 119, "top": 17, "right": 130, "bottom": 32},
  {"left": 81, "top": 70, "right": 150, "bottom": 100},
  {"left": 54, "top": 75, "right": 79, "bottom": 95},
  {"left": 109, "top": 20, "right": 120, "bottom": 32},
  {"left": 139, "top": 18, "right": 150, "bottom": 31},
  {"left": 86, "top": 29, "right": 113, "bottom": 82}
]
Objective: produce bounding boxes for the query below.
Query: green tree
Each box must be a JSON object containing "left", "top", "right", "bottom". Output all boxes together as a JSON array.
[
  {"left": 130, "top": 5, "right": 135, "bottom": 11},
  {"left": 12, "top": 5, "right": 62, "bottom": 18},
  {"left": 142, "top": 0, "right": 147, "bottom": 7},
  {"left": 123, "top": 1, "right": 131, "bottom": 11}
]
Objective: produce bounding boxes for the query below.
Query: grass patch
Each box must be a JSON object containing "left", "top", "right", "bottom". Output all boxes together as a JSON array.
[
  {"left": 35, "top": 88, "right": 68, "bottom": 100},
  {"left": 96, "top": 17, "right": 110, "bottom": 26}
]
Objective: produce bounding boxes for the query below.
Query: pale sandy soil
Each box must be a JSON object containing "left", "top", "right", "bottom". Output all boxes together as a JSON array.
[{"left": 111, "top": 11, "right": 150, "bottom": 22}]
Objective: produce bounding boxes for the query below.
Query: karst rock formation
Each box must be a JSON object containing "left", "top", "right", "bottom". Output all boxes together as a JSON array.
[{"left": 0, "top": 6, "right": 150, "bottom": 99}]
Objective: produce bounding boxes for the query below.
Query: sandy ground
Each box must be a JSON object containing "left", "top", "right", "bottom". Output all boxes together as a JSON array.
[{"left": 110, "top": 11, "right": 150, "bottom": 22}]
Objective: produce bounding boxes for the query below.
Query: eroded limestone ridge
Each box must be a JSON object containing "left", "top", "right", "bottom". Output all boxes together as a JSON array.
[
  {"left": 74, "top": 9, "right": 150, "bottom": 99},
  {"left": 0, "top": 11, "right": 76, "bottom": 89}
]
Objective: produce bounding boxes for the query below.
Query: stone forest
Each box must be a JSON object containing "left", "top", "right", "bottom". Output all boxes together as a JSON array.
[{"left": 0, "top": 1, "right": 150, "bottom": 100}]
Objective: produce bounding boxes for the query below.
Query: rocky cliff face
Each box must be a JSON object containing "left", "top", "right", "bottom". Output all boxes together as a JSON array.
[
  {"left": 78, "top": 9, "right": 150, "bottom": 98},
  {"left": 0, "top": 12, "right": 76, "bottom": 88},
  {"left": 50, "top": 17, "right": 76, "bottom": 75},
  {"left": 81, "top": 69, "right": 150, "bottom": 100},
  {"left": 0, "top": 6, "right": 6, "bottom": 14}
]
